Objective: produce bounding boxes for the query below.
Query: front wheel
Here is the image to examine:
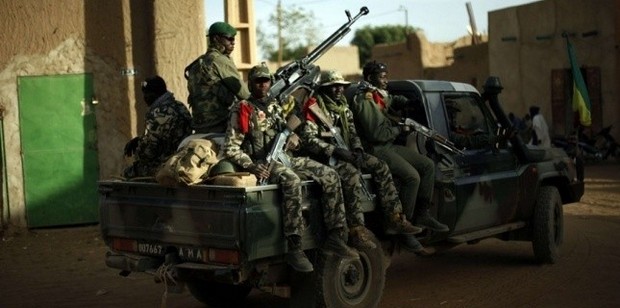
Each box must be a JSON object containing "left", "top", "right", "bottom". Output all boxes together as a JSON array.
[
  {"left": 532, "top": 186, "right": 564, "bottom": 264},
  {"left": 186, "top": 279, "right": 252, "bottom": 307},
  {"left": 315, "top": 235, "right": 386, "bottom": 307}
]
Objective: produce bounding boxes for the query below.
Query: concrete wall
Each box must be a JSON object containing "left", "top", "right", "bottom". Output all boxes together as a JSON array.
[
  {"left": 0, "top": 0, "right": 204, "bottom": 227},
  {"left": 489, "top": 0, "right": 619, "bottom": 137}
]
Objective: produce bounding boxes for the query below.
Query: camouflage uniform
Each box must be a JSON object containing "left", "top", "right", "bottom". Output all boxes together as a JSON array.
[
  {"left": 124, "top": 92, "right": 192, "bottom": 178},
  {"left": 185, "top": 24, "right": 250, "bottom": 134},
  {"left": 223, "top": 95, "right": 346, "bottom": 237},
  {"left": 300, "top": 78, "right": 407, "bottom": 227}
]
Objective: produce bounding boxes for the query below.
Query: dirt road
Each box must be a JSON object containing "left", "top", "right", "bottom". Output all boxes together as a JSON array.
[{"left": 1, "top": 163, "right": 619, "bottom": 308}]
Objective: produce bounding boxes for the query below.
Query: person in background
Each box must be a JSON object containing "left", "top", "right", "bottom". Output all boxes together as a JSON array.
[
  {"left": 529, "top": 105, "right": 551, "bottom": 148},
  {"left": 300, "top": 70, "right": 423, "bottom": 251},
  {"left": 185, "top": 21, "right": 250, "bottom": 134},
  {"left": 350, "top": 61, "right": 449, "bottom": 255},
  {"left": 223, "top": 64, "right": 359, "bottom": 272},
  {"left": 123, "top": 76, "right": 192, "bottom": 178}
]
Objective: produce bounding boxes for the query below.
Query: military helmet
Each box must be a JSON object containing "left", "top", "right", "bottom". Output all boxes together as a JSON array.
[
  {"left": 248, "top": 63, "right": 272, "bottom": 81},
  {"left": 319, "top": 70, "right": 351, "bottom": 87},
  {"left": 208, "top": 21, "right": 237, "bottom": 37},
  {"left": 208, "top": 160, "right": 237, "bottom": 177}
]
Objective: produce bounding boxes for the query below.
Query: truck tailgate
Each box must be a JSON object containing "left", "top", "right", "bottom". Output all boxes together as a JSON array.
[{"left": 99, "top": 181, "right": 247, "bottom": 249}]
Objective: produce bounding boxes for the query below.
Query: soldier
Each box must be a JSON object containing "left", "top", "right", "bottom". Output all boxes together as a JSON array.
[
  {"left": 123, "top": 76, "right": 192, "bottom": 178},
  {"left": 223, "top": 64, "right": 359, "bottom": 273},
  {"left": 350, "top": 61, "right": 450, "bottom": 253},
  {"left": 300, "top": 70, "right": 424, "bottom": 252},
  {"left": 185, "top": 21, "right": 250, "bottom": 134}
]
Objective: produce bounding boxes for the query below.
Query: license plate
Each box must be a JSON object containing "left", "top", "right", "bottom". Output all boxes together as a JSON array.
[
  {"left": 136, "top": 242, "right": 164, "bottom": 255},
  {"left": 137, "top": 241, "right": 205, "bottom": 262}
]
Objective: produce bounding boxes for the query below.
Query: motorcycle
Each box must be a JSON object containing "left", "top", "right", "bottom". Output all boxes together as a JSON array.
[
  {"left": 592, "top": 125, "right": 620, "bottom": 160},
  {"left": 552, "top": 134, "right": 602, "bottom": 162},
  {"left": 553, "top": 125, "right": 620, "bottom": 163}
]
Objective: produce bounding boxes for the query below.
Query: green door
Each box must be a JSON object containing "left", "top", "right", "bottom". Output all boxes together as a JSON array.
[{"left": 18, "top": 74, "right": 99, "bottom": 228}]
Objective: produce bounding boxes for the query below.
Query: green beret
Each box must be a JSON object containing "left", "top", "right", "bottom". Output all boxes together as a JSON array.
[{"left": 208, "top": 22, "right": 237, "bottom": 37}]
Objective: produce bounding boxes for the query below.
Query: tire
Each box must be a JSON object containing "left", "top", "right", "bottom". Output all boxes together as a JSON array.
[
  {"left": 186, "top": 279, "right": 252, "bottom": 307},
  {"left": 532, "top": 186, "right": 564, "bottom": 264},
  {"left": 314, "top": 235, "right": 386, "bottom": 308}
]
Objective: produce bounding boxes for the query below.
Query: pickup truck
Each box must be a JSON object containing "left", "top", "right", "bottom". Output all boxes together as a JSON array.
[{"left": 99, "top": 76, "right": 584, "bottom": 307}]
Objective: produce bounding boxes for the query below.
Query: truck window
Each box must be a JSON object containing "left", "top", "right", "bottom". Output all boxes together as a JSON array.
[{"left": 444, "top": 96, "right": 490, "bottom": 136}]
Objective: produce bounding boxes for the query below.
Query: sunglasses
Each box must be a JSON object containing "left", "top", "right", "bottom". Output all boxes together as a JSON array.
[{"left": 220, "top": 35, "right": 235, "bottom": 42}]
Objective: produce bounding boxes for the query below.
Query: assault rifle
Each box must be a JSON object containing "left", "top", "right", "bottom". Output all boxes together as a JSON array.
[
  {"left": 401, "top": 118, "right": 465, "bottom": 155},
  {"left": 259, "top": 115, "right": 302, "bottom": 185},
  {"left": 307, "top": 102, "right": 375, "bottom": 200},
  {"left": 267, "top": 7, "right": 369, "bottom": 103}
]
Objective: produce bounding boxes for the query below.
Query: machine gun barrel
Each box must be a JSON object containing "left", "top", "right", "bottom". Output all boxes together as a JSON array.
[
  {"left": 268, "top": 7, "right": 369, "bottom": 103},
  {"left": 304, "top": 6, "right": 369, "bottom": 65}
]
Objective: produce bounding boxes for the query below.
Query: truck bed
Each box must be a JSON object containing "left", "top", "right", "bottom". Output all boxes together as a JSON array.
[{"left": 98, "top": 179, "right": 353, "bottom": 262}]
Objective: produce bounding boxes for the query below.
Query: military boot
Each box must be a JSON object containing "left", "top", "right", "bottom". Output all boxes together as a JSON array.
[
  {"left": 384, "top": 213, "right": 424, "bottom": 235},
  {"left": 323, "top": 227, "right": 360, "bottom": 259},
  {"left": 414, "top": 209, "right": 449, "bottom": 233},
  {"left": 286, "top": 235, "right": 314, "bottom": 272},
  {"left": 400, "top": 234, "right": 435, "bottom": 256},
  {"left": 348, "top": 225, "right": 377, "bottom": 250}
]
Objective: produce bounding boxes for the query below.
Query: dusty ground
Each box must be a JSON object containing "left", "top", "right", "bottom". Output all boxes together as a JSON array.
[{"left": 1, "top": 162, "right": 619, "bottom": 308}]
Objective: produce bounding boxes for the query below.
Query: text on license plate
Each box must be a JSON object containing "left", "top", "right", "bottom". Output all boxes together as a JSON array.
[{"left": 137, "top": 242, "right": 205, "bottom": 262}]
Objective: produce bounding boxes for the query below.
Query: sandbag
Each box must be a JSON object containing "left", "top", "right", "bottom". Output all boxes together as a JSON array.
[{"left": 156, "top": 138, "right": 219, "bottom": 186}]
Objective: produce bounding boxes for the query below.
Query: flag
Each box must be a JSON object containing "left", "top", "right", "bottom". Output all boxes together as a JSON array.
[{"left": 566, "top": 38, "right": 592, "bottom": 127}]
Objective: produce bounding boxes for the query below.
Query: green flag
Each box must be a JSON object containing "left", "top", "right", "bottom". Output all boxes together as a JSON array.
[{"left": 566, "top": 38, "right": 591, "bottom": 126}]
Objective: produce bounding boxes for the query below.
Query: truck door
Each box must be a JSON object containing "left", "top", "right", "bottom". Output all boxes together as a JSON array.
[{"left": 441, "top": 94, "right": 520, "bottom": 233}]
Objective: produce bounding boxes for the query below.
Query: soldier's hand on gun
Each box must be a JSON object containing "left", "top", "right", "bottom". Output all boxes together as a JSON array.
[
  {"left": 247, "top": 163, "right": 271, "bottom": 181},
  {"left": 124, "top": 137, "right": 140, "bottom": 157},
  {"left": 404, "top": 118, "right": 416, "bottom": 127},
  {"left": 286, "top": 133, "right": 300, "bottom": 151}
]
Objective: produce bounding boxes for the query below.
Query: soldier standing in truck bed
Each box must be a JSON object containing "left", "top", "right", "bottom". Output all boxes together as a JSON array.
[
  {"left": 223, "top": 64, "right": 360, "bottom": 272},
  {"left": 185, "top": 21, "right": 250, "bottom": 134}
]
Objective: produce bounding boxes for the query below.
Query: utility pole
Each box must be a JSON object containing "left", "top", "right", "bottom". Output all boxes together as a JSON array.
[
  {"left": 399, "top": 5, "right": 409, "bottom": 35},
  {"left": 277, "top": 0, "right": 283, "bottom": 66}
]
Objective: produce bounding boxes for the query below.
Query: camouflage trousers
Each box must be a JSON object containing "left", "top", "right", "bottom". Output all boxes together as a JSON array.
[
  {"left": 372, "top": 144, "right": 435, "bottom": 219},
  {"left": 270, "top": 156, "right": 347, "bottom": 237},
  {"left": 333, "top": 152, "right": 404, "bottom": 226}
]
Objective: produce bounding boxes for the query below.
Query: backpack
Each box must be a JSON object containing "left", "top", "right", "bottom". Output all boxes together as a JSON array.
[{"left": 156, "top": 138, "right": 219, "bottom": 186}]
